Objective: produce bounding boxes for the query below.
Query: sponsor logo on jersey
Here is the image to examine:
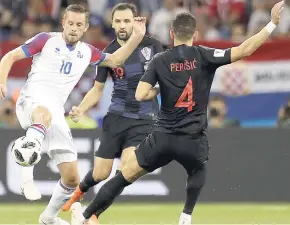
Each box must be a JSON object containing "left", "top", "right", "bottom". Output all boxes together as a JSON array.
[{"left": 214, "top": 49, "right": 226, "bottom": 57}]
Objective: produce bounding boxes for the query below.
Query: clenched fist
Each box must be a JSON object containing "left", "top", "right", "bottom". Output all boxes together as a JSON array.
[{"left": 69, "top": 106, "right": 84, "bottom": 123}]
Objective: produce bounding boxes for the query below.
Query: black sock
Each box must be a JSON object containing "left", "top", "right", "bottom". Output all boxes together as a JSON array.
[
  {"left": 79, "top": 169, "right": 101, "bottom": 193},
  {"left": 92, "top": 169, "right": 124, "bottom": 215},
  {"left": 83, "top": 172, "right": 131, "bottom": 219},
  {"left": 183, "top": 166, "right": 207, "bottom": 215},
  {"left": 183, "top": 187, "right": 202, "bottom": 214}
]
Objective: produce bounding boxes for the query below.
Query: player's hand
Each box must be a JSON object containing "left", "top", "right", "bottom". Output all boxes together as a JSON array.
[
  {"left": 133, "top": 17, "right": 146, "bottom": 37},
  {"left": 69, "top": 106, "right": 84, "bottom": 123},
  {"left": 271, "top": 0, "right": 284, "bottom": 25},
  {"left": 0, "top": 84, "right": 7, "bottom": 100}
]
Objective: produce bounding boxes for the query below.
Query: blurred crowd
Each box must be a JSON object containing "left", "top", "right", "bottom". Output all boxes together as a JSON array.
[{"left": 1, "top": 0, "right": 290, "bottom": 46}]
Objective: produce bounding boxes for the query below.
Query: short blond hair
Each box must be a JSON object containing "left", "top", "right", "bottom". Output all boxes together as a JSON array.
[{"left": 65, "top": 4, "right": 89, "bottom": 23}]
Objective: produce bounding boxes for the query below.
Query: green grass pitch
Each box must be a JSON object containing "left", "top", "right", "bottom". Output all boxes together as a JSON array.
[{"left": 0, "top": 203, "right": 289, "bottom": 224}]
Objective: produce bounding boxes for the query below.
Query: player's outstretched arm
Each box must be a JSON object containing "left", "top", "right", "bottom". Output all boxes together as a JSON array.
[
  {"left": 99, "top": 17, "right": 146, "bottom": 68},
  {"left": 69, "top": 81, "right": 105, "bottom": 123},
  {"left": 0, "top": 47, "right": 27, "bottom": 99},
  {"left": 231, "top": 0, "right": 283, "bottom": 62}
]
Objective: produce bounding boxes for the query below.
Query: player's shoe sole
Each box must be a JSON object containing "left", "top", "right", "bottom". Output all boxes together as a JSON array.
[
  {"left": 39, "top": 214, "right": 70, "bottom": 225},
  {"left": 62, "top": 185, "right": 84, "bottom": 211},
  {"left": 21, "top": 180, "right": 42, "bottom": 201}
]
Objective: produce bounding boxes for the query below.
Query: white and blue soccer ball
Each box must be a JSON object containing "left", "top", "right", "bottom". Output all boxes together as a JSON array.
[{"left": 11, "top": 136, "right": 42, "bottom": 167}]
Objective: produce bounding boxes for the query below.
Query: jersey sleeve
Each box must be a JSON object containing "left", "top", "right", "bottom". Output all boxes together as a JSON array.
[
  {"left": 21, "top": 32, "right": 50, "bottom": 57},
  {"left": 95, "top": 66, "right": 109, "bottom": 83},
  {"left": 94, "top": 45, "right": 111, "bottom": 83},
  {"left": 140, "top": 57, "right": 158, "bottom": 86},
  {"left": 198, "top": 45, "right": 231, "bottom": 67},
  {"left": 88, "top": 44, "right": 107, "bottom": 66}
]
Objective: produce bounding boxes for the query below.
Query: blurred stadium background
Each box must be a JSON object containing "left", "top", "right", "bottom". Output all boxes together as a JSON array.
[{"left": 1, "top": 0, "right": 290, "bottom": 224}]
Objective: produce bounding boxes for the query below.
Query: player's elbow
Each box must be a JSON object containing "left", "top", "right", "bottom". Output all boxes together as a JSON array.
[
  {"left": 4, "top": 51, "right": 18, "bottom": 63},
  {"left": 232, "top": 45, "right": 252, "bottom": 62}
]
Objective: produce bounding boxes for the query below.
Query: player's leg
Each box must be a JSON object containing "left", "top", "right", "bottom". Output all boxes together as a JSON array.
[
  {"left": 81, "top": 157, "right": 114, "bottom": 192},
  {"left": 118, "top": 146, "right": 135, "bottom": 170},
  {"left": 71, "top": 131, "right": 173, "bottom": 222},
  {"left": 39, "top": 118, "right": 79, "bottom": 225},
  {"left": 71, "top": 149, "right": 147, "bottom": 224},
  {"left": 95, "top": 118, "right": 151, "bottom": 202},
  {"left": 26, "top": 105, "right": 51, "bottom": 142},
  {"left": 117, "top": 118, "right": 153, "bottom": 171},
  {"left": 78, "top": 147, "right": 136, "bottom": 220},
  {"left": 174, "top": 133, "right": 209, "bottom": 225},
  {"left": 62, "top": 157, "right": 115, "bottom": 211},
  {"left": 40, "top": 152, "right": 79, "bottom": 225},
  {"left": 63, "top": 114, "right": 124, "bottom": 211},
  {"left": 16, "top": 100, "right": 52, "bottom": 201},
  {"left": 69, "top": 119, "right": 147, "bottom": 214},
  {"left": 178, "top": 164, "right": 207, "bottom": 225},
  {"left": 73, "top": 147, "right": 136, "bottom": 217}
]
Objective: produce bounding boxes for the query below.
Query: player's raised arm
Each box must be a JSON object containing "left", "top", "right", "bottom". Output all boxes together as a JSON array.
[
  {"left": 231, "top": 1, "right": 283, "bottom": 62},
  {"left": 0, "top": 32, "right": 50, "bottom": 99},
  {"left": 136, "top": 56, "right": 159, "bottom": 101},
  {"left": 100, "top": 17, "right": 146, "bottom": 68}
]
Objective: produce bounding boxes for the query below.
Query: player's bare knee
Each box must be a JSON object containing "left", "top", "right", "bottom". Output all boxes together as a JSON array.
[
  {"left": 32, "top": 106, "right": 52, "bottom": 127},
  {"left": 93, "top": 167, "right": 111, "bottom": 180},
  {"left": 92, "top": 158, "right": 113, "bottom": 180},
  {"left": 123, "top": 153, "right": 146, "bottom": 182},
  {"left": 62, "top": 173, "right": 80, "bottom": 187},
  {"left": 120, "top": 147, "right": 136, "bottom": 164},
  {"left": 119, "top": 146, "right": 136, "bottom": 170}
]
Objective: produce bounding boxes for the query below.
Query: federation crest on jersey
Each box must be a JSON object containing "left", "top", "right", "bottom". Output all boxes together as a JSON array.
[{"left": 141, "top": 47, "right": 151, "bottom": 60}]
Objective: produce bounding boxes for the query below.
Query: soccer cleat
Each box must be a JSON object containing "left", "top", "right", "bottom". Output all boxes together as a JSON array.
[
  {"left": 70, "top": 202, "right": 98, "bottom": 225},
  {"left": 71, "top": 202, "right": 86, "bottom": 225},
  {"left": 21, "top": 180, "right": 41, "bottom": 201},
  {"left": 62, "top": 185, "right": 84, "bottom": 211},
  {"left": 178, "top": 212, "right": 192, "bottom": 225},
  {"left": 39, "top": 213, "right": 70, "bottom": 225}
]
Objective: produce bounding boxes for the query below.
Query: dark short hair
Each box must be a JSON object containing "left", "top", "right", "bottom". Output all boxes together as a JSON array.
[
  {"left": 112, "top": 3, "right": 137, "bottom": 19},
  {"left": 65, "top": 4, "right": 89, "bottom": 22},
  {"left": 172, "top": 12, "right": 197, "bottom": 41}
]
